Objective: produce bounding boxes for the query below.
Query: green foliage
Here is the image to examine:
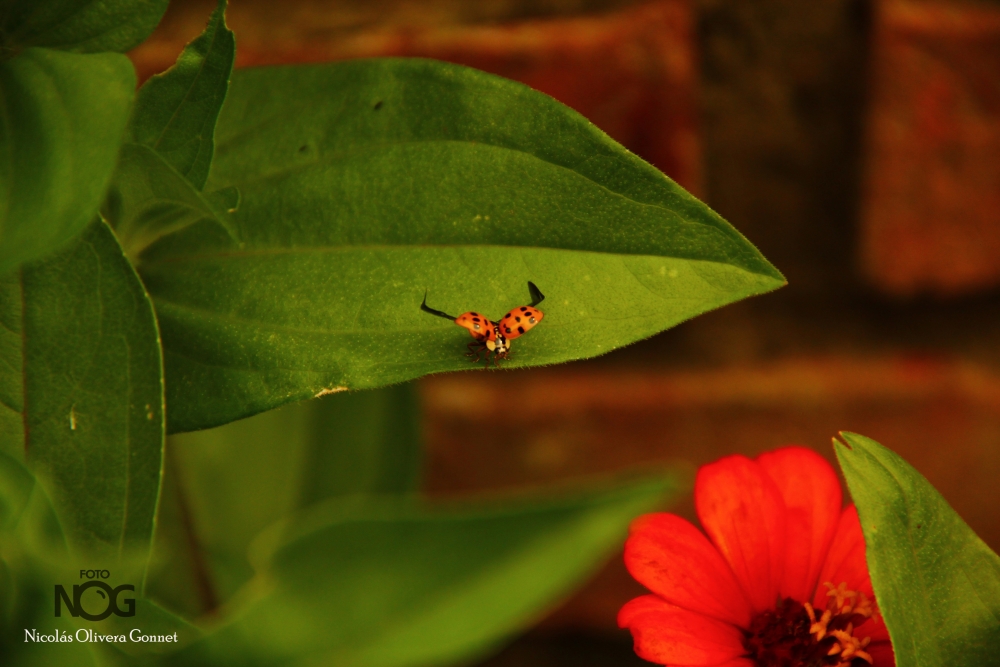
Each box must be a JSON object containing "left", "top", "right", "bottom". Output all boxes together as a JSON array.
[
  {"left": 0, "top": 0, "right": 168, "bottom": 53},
  {"left": 146, "top": 385, "right": 423, "bottom": 615},
  {"left": 127, "top": 0, "right": 234, "bottom": 190},
  {"left": 0, "top": 451, "right": 86, "bottom": 665},
  {"left": 836, "top": 433, "right": 1000, "bottom": 667},
  {"left": 103, "top": 142, "right": 239, "bottom": 262},
  {"left": 165, "top": 477, "right": 676, "bottom": 667},
  {"left": 136, "top": 384, "right": 676, "bottom": 667},
  {"left": 0, "top": 3, "right": 816, "bottom": 667},
  {"left": 137, "top": 59, "right": 786, "bottom": 433},
  {"left": 0, "top": 218, "right": 164, "bottom": 560},
  {"left": 0, "top": 48, "right": 134, "bottom": 274}
]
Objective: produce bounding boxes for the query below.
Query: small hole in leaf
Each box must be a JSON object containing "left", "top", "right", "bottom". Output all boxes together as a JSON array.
[{"left": 373, "top": 100, "right": 384, "bottom": 110}]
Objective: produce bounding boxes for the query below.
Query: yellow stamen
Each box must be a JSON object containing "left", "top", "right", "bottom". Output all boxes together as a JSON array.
[
  {"left": 812, "top": 582, "right": 879, "bottom": 666},
  {"left": 804, "top": 602, "right": 817, "bottom": 623},
  {"left": 809, "top": 608, "right": 832, "bottom": 640},
  {"left": 825, "top": 581, "right": 857, "bottom": 611},
  {"left": 853, "top": 592, "right": 874, "bottom": 619},
  {"left": 830, "top": 626, "right": 874, "bottom": 665}
]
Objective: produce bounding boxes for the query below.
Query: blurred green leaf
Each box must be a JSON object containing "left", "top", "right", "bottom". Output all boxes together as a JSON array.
[
  {"left": 0, "top": 453, "right": 194, "bottom": 666},
  {"left": 0, "top": 453, "right": 91, "bottom": 667},
  {"left": 0, "top": 450, "right": 34, "bottom": 532},
  {"left": 127, "top": 0, "right": 234, "bottom": 191},
  {"left": 137, "top": 59, "right": 785, "bottom": 433},
  {"left": 166, "top": 475, "right": 676, "bottom": 667},
  {"left": 0, "top": 269, "right": 24, "bottom": 460},
  {"left": 145, "top": 385, "right": 421, "bottom": 618},
  {"left": 0, "top": 48, "right": 134, "bottom": 274},
  {"left": 297, "top": 385, "right": 421, "bottom": 504},
  {"left": 0, "top": 0, "right": 168, "bottom": 53},
  {"left": 104, "top": 143, "right": 239, "bottom": 262},
  {"left": 836, "top": 432, "right": 1000, "bottom": 667},
  {"left": 0, "top": 218, "right": 164, "bottom": 560}
]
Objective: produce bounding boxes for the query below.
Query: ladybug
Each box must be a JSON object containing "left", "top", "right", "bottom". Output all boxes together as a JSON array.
[{"left": 421, "top": 281, "right": 545, "bottom": 367}]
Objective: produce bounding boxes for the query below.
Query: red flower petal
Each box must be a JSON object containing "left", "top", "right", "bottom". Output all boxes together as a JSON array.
[
  {"left": 696, "top": 455, "right": 786, "bottom": 614},
  {"left": 618, "top": 595, "right": 748, "bottom": 666},
  {"left": 624, "top": 513, "right": 753, "bottom": 628},
  {"left": 813, "top": 505, "right": 873, "bottom": 608},
  {"left": 757, "top": 447, "right": 842, "bottom": 602},
  {"left": 867, "top": 640, "right": 896, "bottom": 667},
  {"left": 857, "top": 616, "right": 891, "bottom": 644}
]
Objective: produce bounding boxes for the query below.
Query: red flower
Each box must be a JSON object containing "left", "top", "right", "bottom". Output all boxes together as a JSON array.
[{"left": 618, "top": 447, "right": 894, "bottom": 667}]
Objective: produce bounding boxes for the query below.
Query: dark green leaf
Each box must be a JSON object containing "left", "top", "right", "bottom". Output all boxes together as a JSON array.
[
  {"left": 105, "top": 142, "right": 239, "bottom": 262},
  {"left": 0, "top": 48, "right": 134, "bottom": 274},
  {"left": 0, "top": 218, "right": 164, "bottom": 560},
  {"left": 137, "top": 59, "right": 784, "bottom": 433},
  {"left": 835, "top": 432, "right": 1000, "bottom": 667},
  {"left": 145, "top": 384, "right": 421, "bottom": 618},
  {"left": 127, "top": 0, "right": 234, "bottom": 190},
  {"left": 166, "top": 475, "right": 677, "bottom": 667},
  {"left": 0, "top": 0, "right": 168, "bottom": 53}
]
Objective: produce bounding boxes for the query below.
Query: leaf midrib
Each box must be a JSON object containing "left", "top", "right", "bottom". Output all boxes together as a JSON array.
[
  {"left": 152, "top": 295, "right": 667, "bottom": 338},
  {"left": 213, "top": 136, "right": 693, "bottom": 219},
  {"left": 140, "top": 241, "right": 701, "bottom": 265}
]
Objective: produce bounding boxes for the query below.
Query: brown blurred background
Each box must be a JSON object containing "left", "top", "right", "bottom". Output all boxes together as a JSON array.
[{"left": 131, "top": 1, "right": 1000, "bottom": 664}]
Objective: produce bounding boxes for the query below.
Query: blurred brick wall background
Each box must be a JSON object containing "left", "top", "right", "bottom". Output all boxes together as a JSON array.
[{"left": 132, "top": 0, "right": 1000, "bottom": 664}]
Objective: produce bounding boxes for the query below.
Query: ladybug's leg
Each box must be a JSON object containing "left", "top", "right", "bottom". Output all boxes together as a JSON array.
[{"left": 466, "top": 340, "right": 487, "bottom": 364}]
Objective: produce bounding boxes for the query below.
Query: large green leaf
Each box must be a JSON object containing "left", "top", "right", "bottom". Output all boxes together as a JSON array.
[
  {"left": 127, "top": 0, "right": 234, "bottom": 191},
  {"left": 0, "top": 218, "right": 164, "bottom": 560},
  {"left": 0, "top": 0, "right": 168, "bottom": 53},
  {"left": 165, "top": 476, "right": 676, "bottom": 667},
  {"left": 0, "top": 48, "right": 134, "bottom": 274},
  {"left": 136, "top": 59, "right": 785, "bottom": 433},
  {"left": 145, "top": 384, "right": 422, "bottom": 618},
  {"left": 835, "top": 433, "right": 1000, "bottom": 667}
]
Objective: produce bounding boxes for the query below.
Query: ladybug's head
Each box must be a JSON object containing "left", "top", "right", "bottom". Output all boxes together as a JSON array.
[{"left": 492, "top": 328, "right": 509, "bottom": 358}]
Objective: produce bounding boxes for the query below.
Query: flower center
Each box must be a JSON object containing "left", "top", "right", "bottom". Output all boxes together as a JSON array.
[{"left": 743, "top": 582, "right": 877, "bottom": 667}]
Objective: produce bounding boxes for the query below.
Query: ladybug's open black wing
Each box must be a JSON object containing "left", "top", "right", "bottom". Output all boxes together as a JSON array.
[
  {"left": 527, "top": 281, "right": 545, "bottom": 308},
  {"left": 421, "top": 291, "right": 458, "bottom": 321}
]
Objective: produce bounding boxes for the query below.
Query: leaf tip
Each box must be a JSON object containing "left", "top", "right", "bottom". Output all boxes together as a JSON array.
[{"left": 833, "top": 433, "right": 853, "bottom": 451}]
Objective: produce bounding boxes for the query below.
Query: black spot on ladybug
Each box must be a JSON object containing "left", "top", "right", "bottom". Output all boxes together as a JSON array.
[
  {"left": 520, "top": 306, "right": 527, "bottom": 311},
  {"left": 472, "top": 317, "right": 480, "bottom": 322},
  {"left": 517, "top": 326, "right": 525, "bottom": 334},
  {"left": 374, "top": 100, "right": 384, "bottom": 110},
  {"left": 505, "top": 313, "right": 511, "bottom": 319},
  {"left": 505, "top": 327, "right": 512, "bottom": 334},
  {"left": 515, "top": 316, "right": 521, "bottom": 322}
]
